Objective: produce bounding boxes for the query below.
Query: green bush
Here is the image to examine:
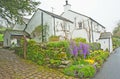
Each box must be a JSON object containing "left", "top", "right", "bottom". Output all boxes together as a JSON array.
[
  {"left": 72, "top": 59, "right": 89, "bottom": 65},
  {"left": 46, "top": 41, "right": 70, "bottom": 59},
  {"left": 49, "top": 59, "right": 61, "bottom": 67},
  {"left": 88, "top": 50, "right": 109, "bottom": 67},
  {"left": 49, "top": 36, "right": 59, "bottom": 41},
  {"left": 112, "top": 37, "right": 120, "bottom": 50},
  {"left": 73, "top": 37, "right": 86, "bottom": 43},
  {"left": 78, "top": 65, "right": 96, "bottom": 78},
  {"left": 89, "top": 42, "right": 101, "bottom": 51},
  {"left": 63, "top": 65, "right": 95, "bottom": 78},
  {"left": 15, "top": 40, "right": 71, "bottom": 66},
  {"left": 26, "top": 40, "right": 45, "bottom": 65}
]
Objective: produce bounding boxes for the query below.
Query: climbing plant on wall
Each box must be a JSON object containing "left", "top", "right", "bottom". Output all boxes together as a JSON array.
[{"left": 32, "top": 24, "right": 49, "bottom": 42}]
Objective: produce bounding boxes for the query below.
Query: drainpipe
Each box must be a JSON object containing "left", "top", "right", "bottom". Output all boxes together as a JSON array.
[
  {"left": 91, "top": 20, "right": 94, "bottom": 42},
  {"left": 53, "top": 17, "right": 56, "bottom": 36},
  {"left": 41, "top": 12, "right": 44, "bottom": 42},
  {"left": 109, "top": 37, "right": 110, "bottom": 52}
]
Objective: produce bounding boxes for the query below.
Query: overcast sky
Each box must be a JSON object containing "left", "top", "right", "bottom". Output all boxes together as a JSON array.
[{"left": 38, "top": 0, "right": 120, "bottom": 32}]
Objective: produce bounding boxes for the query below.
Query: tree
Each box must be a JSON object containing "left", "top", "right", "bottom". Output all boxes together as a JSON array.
[
  {"left": 113, "top": 22, "right": 120, "bottom": 38},
  {"left": 0, "top": 0, "right": 40, "bottom": 24}
]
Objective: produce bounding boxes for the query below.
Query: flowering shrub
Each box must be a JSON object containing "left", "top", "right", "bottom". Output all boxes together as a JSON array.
[
  {"left": 69, "top": 41, "right": 78, "bottom": 57},
  {"left": 88, "top": 50, "right": 109, "bottom": 68},
  {"left": 69, "top": 40, "right": 89, "bottom": 59},
  {"left": 84, "top": 59, "right": 95, "bottom": 65},
  {"left": 79, "top": 43, "right": 89, "bottom": 58}
]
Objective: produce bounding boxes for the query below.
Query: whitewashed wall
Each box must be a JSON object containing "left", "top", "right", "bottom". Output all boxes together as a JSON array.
[
  {"left": 98, "top": 38, "right": 113, "bottom": 53},
  {"left": 25, "top": 9, "right": 72, "bottom": 42},
  {"left": 62, "top": 10, "right": 105, "bottom": 43},
  {"left": 62, "top": 10, "right": 90, "bottom": 42}
]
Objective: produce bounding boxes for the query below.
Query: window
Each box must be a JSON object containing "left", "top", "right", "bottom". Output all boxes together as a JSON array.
[{"left": 78, "top": 22, "right": 82, "bottom": 29}]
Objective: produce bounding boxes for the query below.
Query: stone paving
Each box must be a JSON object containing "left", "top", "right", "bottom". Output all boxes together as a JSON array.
[{"left": 0, "top": 48, "right": 76, "bottom": 79}]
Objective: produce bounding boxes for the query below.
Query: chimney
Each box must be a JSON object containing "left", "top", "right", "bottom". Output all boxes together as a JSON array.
[{"left": 64, "top": 0, "right": 71, "bottom": 12}]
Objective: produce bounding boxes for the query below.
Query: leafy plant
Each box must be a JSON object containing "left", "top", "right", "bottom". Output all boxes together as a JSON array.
[
  {"left": 78, "top": 65, "right": 96, "bottom": 78},
  {"left": 73, "top": 37, "right": 86, "bottom": 43},
  {"left": 49, "top": 36, "right": 59, "bottom": 41},
  {"left": 69, "top": 40, "right": 90, "bottom": 59},
  {"left": 63, "top": 65, "right": 95, "bottom": 78},
  {"left": 79, "top": 43, "right": 89, "bottom": 58},
  {"left": 49, "top": 59, "right": 61, "bottom": 67},
  {"left": 89, "top": 42, "right": 101, "bottom": 51}
]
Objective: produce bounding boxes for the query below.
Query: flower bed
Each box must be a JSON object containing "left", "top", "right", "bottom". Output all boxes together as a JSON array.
[{"left": 15, "top": 39, "right": 109, "bottom": 79}]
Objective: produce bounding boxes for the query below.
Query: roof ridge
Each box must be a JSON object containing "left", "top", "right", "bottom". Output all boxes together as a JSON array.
[
  {"left": 38, "top": 8, "right": 73, "bottom": 23},
  {"left": 69, "top": 10, "right": 105, "bottom": 28}
]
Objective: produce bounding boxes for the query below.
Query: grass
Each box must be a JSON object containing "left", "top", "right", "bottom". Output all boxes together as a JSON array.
[{"left": 0, "top": 34, "right": 3, "bottom": 41}]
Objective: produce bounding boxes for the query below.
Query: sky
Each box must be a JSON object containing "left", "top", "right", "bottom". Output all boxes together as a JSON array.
[{"left": 38, "top": 0, "right": 120, "bottom": 32}]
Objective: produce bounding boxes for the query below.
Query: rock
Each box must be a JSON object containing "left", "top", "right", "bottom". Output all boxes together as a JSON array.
[
  {"left": 58, "top": 65, "right": 66, "bottom": 68},
  {"left": 61, "top": 60, "right": 71, "bottom": 65}
]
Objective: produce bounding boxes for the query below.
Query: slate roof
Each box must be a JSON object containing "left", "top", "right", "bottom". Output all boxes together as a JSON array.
[
  {"left": 6, "top": 30, "right": 29, "bottom": 36},
  {"left": 39, "top": 8, "right": 73, "bottom": 23},
  {"left": 23, "top": 18, "right": 29, "bottom": 24},
  {"left": 99, "top": 32, "right": 112, "bottom": 39},
  {"left": 13, "top": 18, "right": 29, "bottom": 31}
]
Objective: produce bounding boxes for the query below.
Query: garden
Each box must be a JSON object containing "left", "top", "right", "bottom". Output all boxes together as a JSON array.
[{"left": 15, "top": 37, "right": 109, "bottom": 79}]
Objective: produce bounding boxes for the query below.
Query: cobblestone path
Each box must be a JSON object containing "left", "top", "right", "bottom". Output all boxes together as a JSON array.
[{"left": 0, "top": 48, "right": 76, "bottom": 79}]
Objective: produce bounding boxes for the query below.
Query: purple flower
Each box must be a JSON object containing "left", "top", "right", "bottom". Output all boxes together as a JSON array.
[
  {"left": 69, "top": 40, "right": 89, "bottom": 59},
  {"left": 79, "top": 43, "right": 89, "bottom": 58},
  {"left": 69, "top": 40, "right": 78, "bottom": 57}
]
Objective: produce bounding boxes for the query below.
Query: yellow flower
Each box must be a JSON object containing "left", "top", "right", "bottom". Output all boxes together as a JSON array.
[{"left": 85, "top": 59, "right": 95, "bottom": 64}]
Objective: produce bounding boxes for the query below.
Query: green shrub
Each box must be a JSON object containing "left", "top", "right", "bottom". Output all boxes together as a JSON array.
[
  {"left": 49, "top": 59, "right": 61, "bottom": 67},
  {"left": 63, "top": 65, "right": 95, "bottom": 78},
  {"left": 89, "top": 42, "right": 101, "bottom": 51},
  {"left": 72, "top": 59, "right": 89, "bottom": 65},
  {"left": 73, "top": 37, "right": 86, "bottom": 43},
  {"left": 49, "top": 36, "right": 59, "bottom": 41},
  {"left": 47, "top": 41, "right": 69, "bottom": 48},
  {"left": 112, "top": 37, "right": 120, "bottom": 50},
  {"left": 0, "top": 34, "right": 3, "bottom": 41},
  {"left": 78, "top": 65, "right": 96, "bottom": 78},
  {"left": 88, "top": 50, "right": 109, "bottom": 67}
]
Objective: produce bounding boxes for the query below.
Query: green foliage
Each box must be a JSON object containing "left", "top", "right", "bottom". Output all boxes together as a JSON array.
[
  {"left": 49, "top": 59, "right": 61, "bottom": 67},
  {"left": 88, "top": 50, "right": 109, "bottom": 67},
  {"left": 63, "top": 65, "right": 95, "bottom": 78},
  {"left": 47, "top": 41, "right": 69, "bottom": 48},
  {"left": 72, "top": 59, "right": 89, "bottom": 65},
  {"left": 89, "top": 42, "right": 101, "bottom": 51},
  {"left": 0, "top": 34, "right": 3, "bottom": 41},
  {"left": 112, "top": 37, "right": 120, "bottom": 50},
  {"left": 78, "top": 65, "right": 96, "bottom": 78},
  {"left": 73, "top": 37, "right": 86, "bottom": 43},
  {"left": 0, "top": 0, "right": 40, "bottom": 24},
  {"left": 113, "top": 22, "right": 120, "bottom": 38},
  {"left": 15, "top": 40, "right": 70, "bottom": 66},
  {"left": 49, "top": 36, "right": 59, "bottom": 41},
  {"left": 32, "top": 25, "right": 42, "bottom": 35}
]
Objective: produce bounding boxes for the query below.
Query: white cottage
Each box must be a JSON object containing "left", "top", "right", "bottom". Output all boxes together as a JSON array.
[
  {"left": 25, "top": 8, "right": 73, "bottom": 42},
  {"left": 98, "top": 32, "right": 113, "bottom": 53},
  {"left": 61, "top": 0, "right": 105, "bottom": 43}
]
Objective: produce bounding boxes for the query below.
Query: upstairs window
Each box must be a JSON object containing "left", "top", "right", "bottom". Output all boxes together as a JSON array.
[{"left": 78, "top": 22, "right": 82, "bottom": 29}]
